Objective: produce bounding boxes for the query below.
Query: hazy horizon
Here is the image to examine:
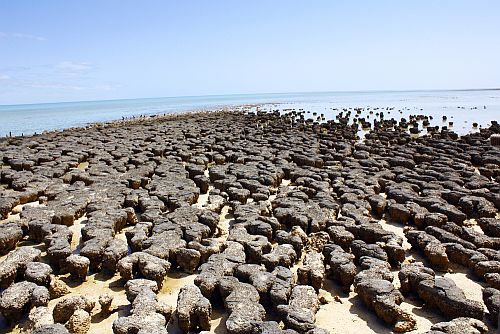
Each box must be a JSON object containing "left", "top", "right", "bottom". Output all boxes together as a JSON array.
[
  {"left": 1, "top": 1, "right": 500, "bottom": 105},
  {"left": 1, "top": 87, "right": 500, "bottom": 107}
]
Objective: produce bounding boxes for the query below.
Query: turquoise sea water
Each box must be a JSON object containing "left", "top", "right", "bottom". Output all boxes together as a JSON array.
[{"left": 0, "top": 90, "right": 499, "bottom": 137}]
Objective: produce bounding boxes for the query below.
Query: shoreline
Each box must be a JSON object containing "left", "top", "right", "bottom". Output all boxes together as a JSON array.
[
  {"left": 0, "top": 104, "right": 262, "bottom": 141},
  {"left": 1, "top": 102, "right": 495, "bottom": 143},
  {"left": 2, "top": 89, "right": 500, "bottom": 138}
]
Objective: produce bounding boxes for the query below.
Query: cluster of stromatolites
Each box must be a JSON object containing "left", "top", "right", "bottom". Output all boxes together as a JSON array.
[{"left": 0, "top": 110, "right": 499, "bottom": 334}]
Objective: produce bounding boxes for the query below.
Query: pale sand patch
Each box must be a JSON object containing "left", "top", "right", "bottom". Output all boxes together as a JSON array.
[
  {"left": 281, "top": 179, "right": 291, "bottom": 187},
  {"left": 290, "top": 252, "right": 305, "bottom": 278},
  {"left": 1, "top": 182, "right": 13, "bottom": 193},
  {"left": 195, "top": 191, "right": 211, "bottom": 209},
  {"left": 76, "top": 161, "right": 89, "bottom": 171},
  {"left": 193, "top": 168, "right": 213, "bottom": 209},
  {"left": 316, "top": 279, "right": 393, "bottom": 334},
  {"left": 206, "top": 308, "right": 229, "bottom": 334},
  {"left": 158, "top": 271, "right": 196, "bottom": 308},
  {"left": 69, "top": 214, "right": 87, "bottom": 252},
  {"left": 65, "top": 273, "right": 129, "bottom": 334},
  {"left": 463, "top": 218, "right": 485, "bottom": 234},
  {"left": 379, "top": 218, "right": 412, "bottom": 250},
  {"left": 215, "top": 205, "right": 232, "bottom": 241},
  {"left": 269, "top": 178, "right": 292, "bottom": 202},
  {"left": 471, "top": 224, "right": 484, "bottom": 234},
  {"left": 379, "top": 218, "right": 431, "bottom": 267},
  {"left": 115, "top": 225, "right": 133, "bottom": 244},
  {"left": 399, "top": 299, "right": 443, "bottom": 333},
  {"left": 445, "top": 265, "right": 487, "bottom": 310},
  {"left": 194, "top": 184, "right": 214, "bottom": 211},
  {"left": 1, "top": 211, "right": 21, "bottom": 223},
  {"left": 0, "top": 201, "right": 42, "bottom": 224}
]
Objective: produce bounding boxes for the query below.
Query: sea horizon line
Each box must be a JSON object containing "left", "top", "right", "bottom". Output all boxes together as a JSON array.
[{"left": 1, "top": 87, "right": 499, "bottom": 109}]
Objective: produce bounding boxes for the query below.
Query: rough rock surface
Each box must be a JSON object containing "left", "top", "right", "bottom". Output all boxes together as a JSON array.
[
  {"left": 277, "top": 285, "right": 323, "bottom": 332},
  {"left": 222, "top": 278, "right": 266, "bottom": 334},
  {"left": 297, "top": 252, "right": 325, "bottom": 291},
  {"left": 0, "top": 281, "right": 50, "bottom": 321},
  {"left": 426, "top": 317, "right": 489, "bottom": 334},
  {"left": 53, "top": 295, "right": 95, "bottom": 324},
  {"left": 354, "top": 257, "right": 416, "bottom": 332},
  {"left": 113, "top": 286, "right": 171, "bottom": 334},
  {"left": 0, "top": 109, "right": 499, "bottom": 334},
  {"left": 176, "top": 284, "right": 211, "bottom": 332},
  {"left": 0, "top": 246, "right": 41, "bottom": 288}
]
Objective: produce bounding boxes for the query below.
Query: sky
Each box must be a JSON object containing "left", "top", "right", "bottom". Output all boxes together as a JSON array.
[{"left": 0, "top": 1, "right": 499, "bottom": 105}]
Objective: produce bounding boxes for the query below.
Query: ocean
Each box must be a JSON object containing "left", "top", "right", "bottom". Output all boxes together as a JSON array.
[{"left": 0, "top": 90, "right": 499, "bottom": 137}]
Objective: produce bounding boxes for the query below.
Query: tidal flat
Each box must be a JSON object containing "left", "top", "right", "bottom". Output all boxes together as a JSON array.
[{"left": 0, "top": 108, "right": 499, "bottom": 334}]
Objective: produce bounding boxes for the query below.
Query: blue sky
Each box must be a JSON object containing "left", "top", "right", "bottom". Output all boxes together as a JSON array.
[{"left": 0, "top": 1, "right": 499, "bottom": 105}]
